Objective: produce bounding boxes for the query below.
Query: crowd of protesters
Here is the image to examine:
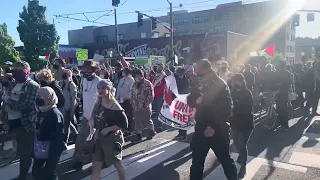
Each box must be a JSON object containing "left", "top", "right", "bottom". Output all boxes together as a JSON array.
[{"left": 0, "top": 54, "right": 318, "bottom": 180}]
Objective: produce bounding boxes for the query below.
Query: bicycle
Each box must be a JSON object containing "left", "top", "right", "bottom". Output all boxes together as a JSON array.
[
  {"left": 259, "top": 91, "right": 278, "bottom": 131},
  {"left": 0, "top": 124, "right": 16, "bottom": 168}
]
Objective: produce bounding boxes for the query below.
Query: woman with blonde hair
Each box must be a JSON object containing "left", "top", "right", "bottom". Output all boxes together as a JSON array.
[
  {"left": 91, "top": 79, "right": 128, "bottom": 180},
  {"left": 36, "top": 69, "right": 65, "bottom": 113}
]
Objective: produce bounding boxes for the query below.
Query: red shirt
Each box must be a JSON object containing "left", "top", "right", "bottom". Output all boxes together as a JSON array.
[{"left": 151, "top": 75, "right": 167, "bottom": 98}]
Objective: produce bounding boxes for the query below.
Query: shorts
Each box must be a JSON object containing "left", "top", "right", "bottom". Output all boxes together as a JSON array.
[{"left": 92, "top": 131, "right": 124, "bottom": 167}]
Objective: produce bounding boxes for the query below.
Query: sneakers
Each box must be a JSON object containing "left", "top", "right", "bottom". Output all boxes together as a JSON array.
[
  {"left": 71, "top": 162, "right": 83, "bottom": 171},
  {"left": 238, "top": 166, "right": 247, "bottom": 179},
  {"left": 146, "top": 130, "right": 157, "bottom": 140},
  {"left": 131, "top": 134, "right": 143, "bottom": 143}
]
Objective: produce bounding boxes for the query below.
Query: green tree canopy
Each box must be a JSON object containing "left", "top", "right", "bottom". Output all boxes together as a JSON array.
[
  {"left": 17, "top": 0, "right": 59, "bottom": 70},
  {"left": 0, "top": 23, "right": 20, "bottom": 64}
]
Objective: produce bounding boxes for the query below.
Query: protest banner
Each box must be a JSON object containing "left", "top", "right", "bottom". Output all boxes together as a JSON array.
[
  {"left": 159, "top": 75, "right": 196, "bottom": 130},
  {"left": 159, "top": 93, "right": 196, "bottom": 130}
]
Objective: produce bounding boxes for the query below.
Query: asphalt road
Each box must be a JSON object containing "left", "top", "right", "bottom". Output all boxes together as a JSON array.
[{"left": 2, "top": 108, "right": 320, "bottom": 180}]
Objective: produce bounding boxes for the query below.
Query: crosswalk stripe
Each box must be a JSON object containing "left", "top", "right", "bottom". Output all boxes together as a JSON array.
[
  {"left": 0, "top": 144, "right": 75, "bottom": 180},
  {"left": 204, "top": 153, "right": 307, "bottom": 180},
  {"left": 301, "top": 132, "right": 320, "bottom": 141},
  {"left": 289, "top": 151, "right": 320, "bottom": 169},
  {"left": 81, "top": 140, "right": 189, "bottom": 180}
]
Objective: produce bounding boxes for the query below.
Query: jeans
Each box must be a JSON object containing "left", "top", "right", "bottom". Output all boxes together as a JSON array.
[
  {"left": 32, "top": 148, "right": 63, "bottom": 180},
  {"left": 64, "top": 110, "right": 79, "bottom": 142},
  {"left": 232, "top": 129, "right": 252, "bottom": 166},
  {"left": 120, "top": 100, "right": 134, "bottom": 131},
  {"left": 276, "top": 94, "right": 289, "bottom": 128},
  {"left": 190, "top": 133, "right": 238, "bottom": 180},
  {"left": 151, "top": 97, "right": 164, "bottom": 131}
]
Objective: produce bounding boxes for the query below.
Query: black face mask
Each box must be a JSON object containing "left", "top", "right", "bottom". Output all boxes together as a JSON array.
[
  {"left": 1, "top": 81, "right": 9, "bottom": 87},
  {"left": 40, "top": 81, "right": 48, "bottom": 87},
  {"left": 62, "top": 73, "right": 68, "bottom": 80},
  {"left": 83, "top": 73, "right": 94, "bottom": 81},
  {"left": 53, "top": 64, "right": 59, "bottom": 70},
  {"left": 35, "top": 98, "right": 45, "bottom": 106}
]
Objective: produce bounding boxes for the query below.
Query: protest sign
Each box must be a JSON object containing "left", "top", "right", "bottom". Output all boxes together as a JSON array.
[{"left": 76, "top": 49, "right": 88, "bottom": 60}]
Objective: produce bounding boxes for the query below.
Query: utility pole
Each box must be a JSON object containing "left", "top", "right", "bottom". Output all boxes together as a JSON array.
[
  {"left": 114, "top": 8, "right": 119, "bottom": 52},
  {"left": 167, "top": 0, "right": 174, "bottom": 65}
]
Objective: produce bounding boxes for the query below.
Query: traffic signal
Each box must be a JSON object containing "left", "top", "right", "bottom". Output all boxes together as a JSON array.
[
  {"left": 112, "top": 0, "right": 120, "bottom": 7},
  {"left": 137, "top": 14, "right": 143, "bottom": 27},
  {"left": 151, "top": 17, "right": 157, "bottom": 30},
  {"left": 293, "top": 14, "right": 300, "bottom": 26}
]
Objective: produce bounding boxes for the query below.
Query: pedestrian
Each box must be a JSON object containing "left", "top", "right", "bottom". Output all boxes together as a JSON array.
[
  {"left": 173, "top": 66, "right": 190, "bottom": 141},
  {"left": 91, "top": 79, "right": 127, "bottom": 180},
  {"left": 116, "top": 68, "right": 135, "bottom": 132},
  {"left": 36, "top": 69, "right": 65, "bottom": 115},
  {"left": 32, "top": 87, "right": 65, "bottom": 180},
  {"left": 230, "top": 74, "right": 254, "bottom": 179},
  {"left": 131, "top": 69, "right": 156, "bottom": 142},
  {"left": 53, "top": 58, "right": 66, "bottom": 81},
  {"left": 72, "top": 60, "right": 102, "bottom": 171},
  {"left": 187, "top": 59, "right": 238, "bottom": 180},
  {"left": 150, "top": 63, "right": 166, "bottom": 132},
  {"left": 59, "top": 69, "right": 79, "bottom": 143},
  {"left": 5, "top": 61, "right": 39, "bottom": 180}
]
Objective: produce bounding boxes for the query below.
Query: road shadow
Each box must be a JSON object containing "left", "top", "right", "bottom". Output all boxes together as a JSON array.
[
  {"left": 262, "top": 113, "right": 313, "bottom": 180},
  {"left": 131, "top": 147, "right": 192, "bottom": 180}
]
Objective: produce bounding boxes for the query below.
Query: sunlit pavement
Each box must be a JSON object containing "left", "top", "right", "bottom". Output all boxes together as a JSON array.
[{"left": 2, "top": 108, "right": 320, "bottom": 179}]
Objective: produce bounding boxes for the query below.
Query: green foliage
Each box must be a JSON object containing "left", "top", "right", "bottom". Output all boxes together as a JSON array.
[
  {"left": 17, "top": 0, "right": 59, "bottom": 71},
  {"left": 0, "top": 23, "right": 20, "bottom": 64}
]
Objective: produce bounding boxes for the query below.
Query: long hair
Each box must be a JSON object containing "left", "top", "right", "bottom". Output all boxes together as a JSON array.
[{"left": 90, "top": 87, "right": 115, "bottom": 121}]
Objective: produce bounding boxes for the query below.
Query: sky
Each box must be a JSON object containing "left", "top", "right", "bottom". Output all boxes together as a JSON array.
[{"left": 0, "top": 0, "right": 319, "bottom": 46}]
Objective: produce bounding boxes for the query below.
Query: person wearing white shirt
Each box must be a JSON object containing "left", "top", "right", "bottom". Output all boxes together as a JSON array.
[
  {"left": 116, "top": 68, "right": 135, "bottom": 132},
  {"left": 72, "top": 60, "right": 101, "bottom": 171}
]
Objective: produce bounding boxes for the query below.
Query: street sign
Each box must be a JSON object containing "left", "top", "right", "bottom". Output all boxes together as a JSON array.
[{"left": 307, "top": 13, "right": 315, "bottom": 22}]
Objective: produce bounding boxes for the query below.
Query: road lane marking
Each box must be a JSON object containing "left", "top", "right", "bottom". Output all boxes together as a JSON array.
[
  {"left": 204, "top": 153, "right": 307, "bottom": 180},
  {"left": 289, "top": 151, "right": 320, "bottom": 169},
  {"left": 81, "top": 140, "right": 189, "bottom": 180}
]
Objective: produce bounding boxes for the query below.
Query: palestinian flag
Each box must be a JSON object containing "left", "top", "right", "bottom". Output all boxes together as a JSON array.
[
  {"left": 250, "top": 44, "right": 275, "bottom": 58},
  {"left": 39, "top": 56, "right": 50, "bottom": 61}
]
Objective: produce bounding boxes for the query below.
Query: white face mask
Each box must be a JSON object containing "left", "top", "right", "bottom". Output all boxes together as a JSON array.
[{"left": 99, "top": 74, "right": 105, "bottom": 78}]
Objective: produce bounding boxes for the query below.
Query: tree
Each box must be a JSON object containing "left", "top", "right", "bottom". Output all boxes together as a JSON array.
[
  {"left": 17, "top": 0, "right": 59, "bottom": 70},
  {"left": 0, "top": 23, "right": 20, "bottom": 64}
]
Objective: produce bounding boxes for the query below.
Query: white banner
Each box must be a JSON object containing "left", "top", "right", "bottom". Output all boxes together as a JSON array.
[
  {"left": 159, "top": 94, "right": 196, "bottom": 130},
  {"left": 159, "top": 75, "right": 196, "bottom": 130}
]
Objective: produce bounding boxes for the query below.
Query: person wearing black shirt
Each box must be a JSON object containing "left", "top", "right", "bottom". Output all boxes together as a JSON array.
[
  {"left": 230, "top": 74, "right": 254, "bottom": 179},
  {"left": 187, "top": 59, "right": 237, "bottom": 180},
  {"left": 173, "top": 66, "right": 190, "bottom": 141},
  {"left": 91, "top": 79, "right": 128, "bottom": 180},
  {"left": 36, "top": 69, "right": 65, "bottom": 111},
  {"left": 242, "top": 64, "right": 255, "bottom": 92},
  {"left": 32, "top": 87, "right": 66, "bottom": 180},
  {"left": 274, "top": 61, "right": 291, "bottom": 131}
]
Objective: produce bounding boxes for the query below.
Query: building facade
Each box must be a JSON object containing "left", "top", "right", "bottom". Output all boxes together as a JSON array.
[
  {"left": 68, "top": 20, "right": 170, "bottom": 45},
  {"left": 68, "top": 0, "right": 296, "bottom": 61},
  {"left": 157, "top": 1, "right": 296, "bottom": 61}
]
